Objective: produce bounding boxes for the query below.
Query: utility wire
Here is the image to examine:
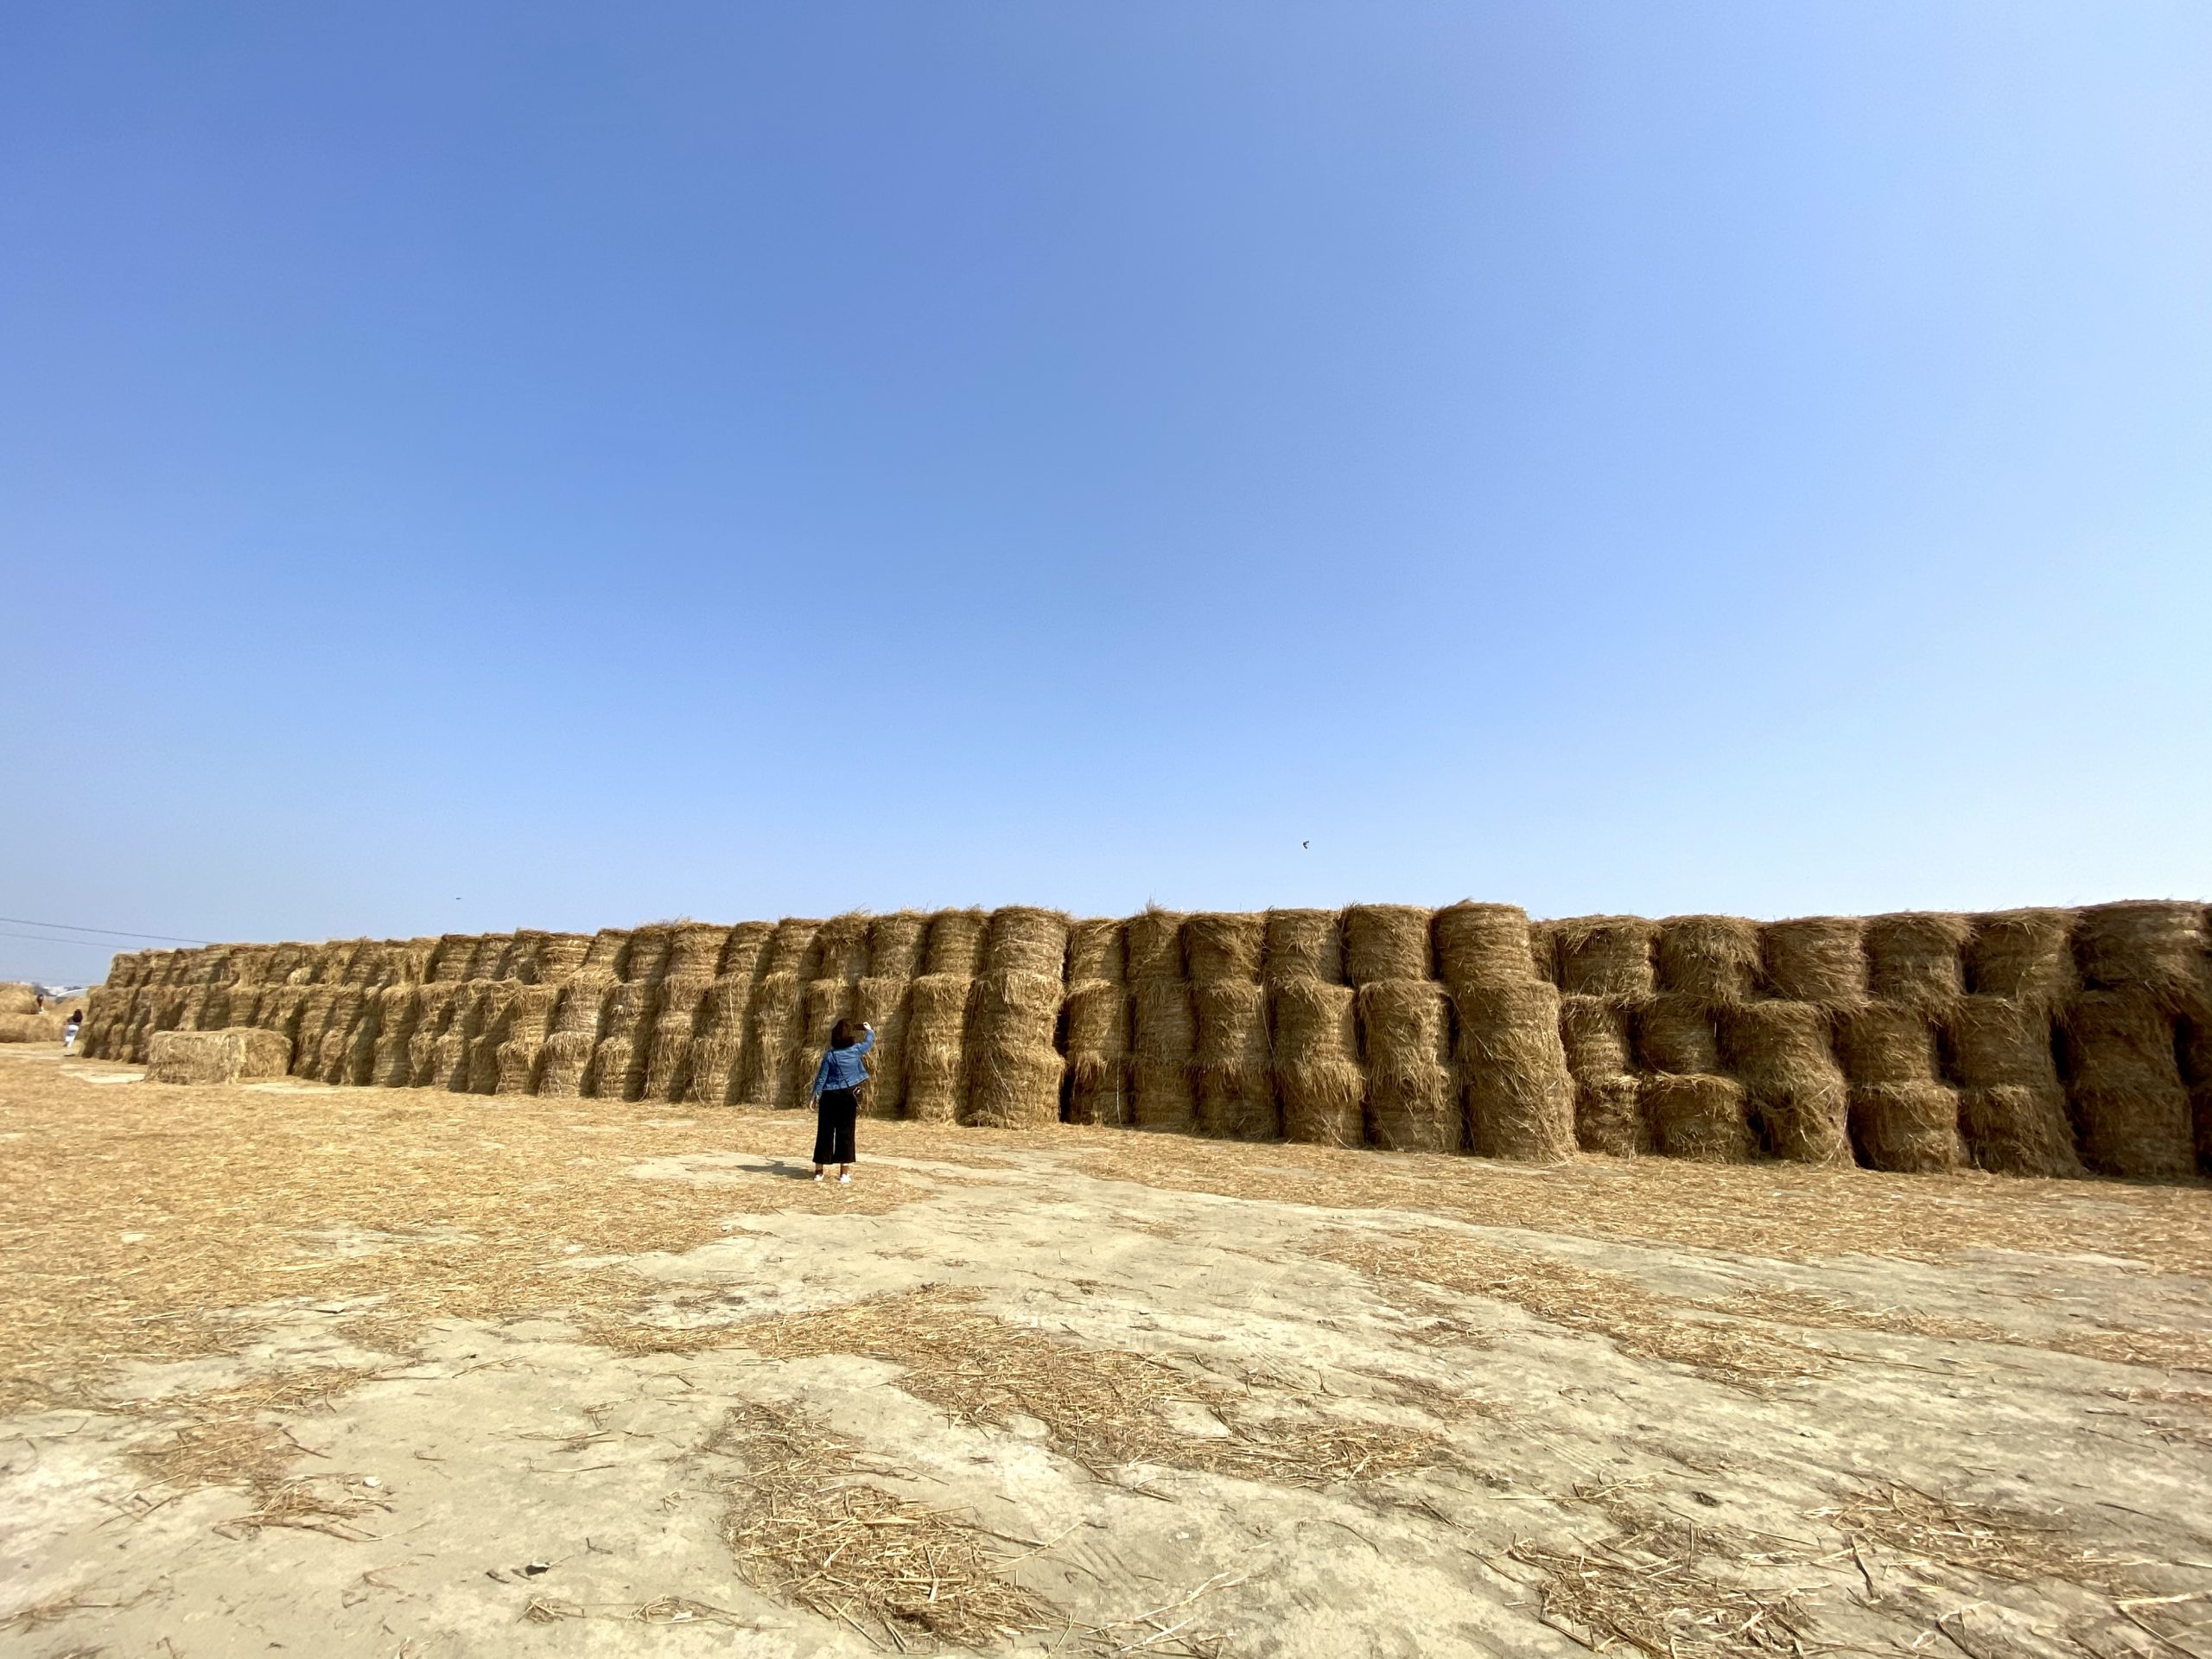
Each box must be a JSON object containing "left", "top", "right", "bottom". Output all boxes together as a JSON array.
[
  {"left": 0, "top": 916, "right": 214, "bottom": 945},
  {"left": 0, "top": 928, "right": 137, "bottom": 950}
]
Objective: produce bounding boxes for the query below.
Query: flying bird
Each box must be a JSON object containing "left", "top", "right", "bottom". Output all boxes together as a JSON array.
[{"left": 1302, "top": 841, "right": 1310, "bottom": 849}]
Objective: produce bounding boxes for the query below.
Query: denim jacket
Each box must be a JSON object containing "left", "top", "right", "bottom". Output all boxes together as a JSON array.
[{"left": 810, "top": 1027, "right": 875, "bottom": 1098}]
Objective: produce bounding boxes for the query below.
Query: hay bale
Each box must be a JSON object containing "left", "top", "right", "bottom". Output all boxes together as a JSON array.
[
  {"left": 1655, "top": 915, "right": 1761, "bottom": 1001},
  {"left": 370, "top": 988, "right": 423, "bottom": 1086},
  {"left": 802, "top": 977, "right": 857, "bottom": 1087},
  {"left": 964, "top": 969, "right": 1065, "bottom": 1128},
  {"left": 195, "top": 985, "right": 235, "bottom": 1030},
  {"left": 1635, "top": 995, "right": 1722, "bottom": 1075},
  {"left": 0, "top": 1014, "right": 63, "bottom": 1043},
  {"left": 1192, "top": 979, "right": 1277, "bottom": 1140},
  {"left": 1343, "top": 906, "right": 1432, "bottom": 986},
  {"left": 1850, "top": 1084, "right": 1970, "bottom": 1173},
  {"left": 1950, "top": 995, "right": 2060, "bottom": 1090},
  {"left": 688, "top": 976, "right": 757, "bottom": 1106},
  {"left": 535, "top": 1030, "right": 597, "bottom": 1097},
  {"left": 666, "top": 923, "right": 731, "bottom": 982},
  {"left": 1264, "top": 909, "right": 1344, "bottom": 986},
  {"left": 464, "top": 935, "right": 516, "bottom": 982},
  {"left": 1642, "top": 1075, "right": 1756, "bottom": 1162},
  {"left": 427, "top": 935, "right": 477, "bottom": 983},
  {"left": 1131, "top": 976, "right": 1198, "bottom": 1132},
  {"left": 1066, "top": 918, "right": 1127, "bottom": 985},
  {"left": 813, "top": 914, "right": 872, "bottom": 982},
  {"left": 587, "top": 983, "right": 656, "bottom": 1101},
  {"left": 2178, "top": 1015, "right": 2212, "bottom": 1175},
  {"left": 524, "top": 932, "right": 590, "bottom": 984},
  {"left": 1720, "top": 1001, "right": 1852, "bottom": 1166},
  {"left": 462, "top": 984, "right": 518, "bottom": 1093},
  {"left": 1358, "top": 979, "right": 1458, "bottom": 1153},
  {"left": 984, "top": 907, "right": 1071, "bottom": 980},
  {"left": 1528, "top": 919, "right": 1560, "bottom": 985},
  {"left": 923, "top": 910, "right": 988, "bottom": 977},
  {"left": 1958, "top": 1084, "right": 2083, "bottom": 1179},
  {"left": 1966, "top": 909, "right": 2077, "bottom": 1003},
  {"left": 322, "top": 990, "right": 380, "bottom": 1085},
  {"left": 643, "top": 976, "right": 713, "bottom": 1101},
  {"left": 406, "top": 996, "right": 461, "bottom": 1090},
  {"left": 1864, "top": 912, "right": 1971, "bottom": 1011},
  {"left": 1184, "top": 913, "right": 1265, "bottom": 983},
  {"left": 1064, "top": 980, "right": 1132, "bottom": 1126},
  {"left": 1123, "top": 908, "right": 1186, "bottom": 983},
  {"left": 1759, "top": 917, "right": 1867, "bottom": 1005},
  {"left": 1457, "top": 979, "right": 1575, "bottom": 1161},
  {"left": 620, "top": 925, "right": 674, "bottom": 985},
  {"left": 853, "top": 976, "right": 911, "bottom": 1118},
  {"left": 2075, "top": 901, "right": 2209, "bottom": 1007},
  {"left": 1433, "top": 903, "right": 1535, "bottom": 992},
  {"left": 903, "top": 974, "right": 971, "bottom": 1123},
  {"left": 2063, "top": 989, "right": 2196, "bottom": 1179},
  {"left": 308, "top": 942, "right": 360, "bottom": 984},
  {"left": 1834, "top": 1002, "right": 1942, "bottom": 1084},
  {"left": 289, "top": 988, "right": 339, "bottom": 1077},
  {"left": 1557, "top": 915, "right": 1663, "bottom": 995},
  {"left": 867, "top": 912, "right": 930, "bottom": 980},
  {"left": 720, "top": 921, "right": 775, "bottom": 983},
  {"left": 1559, "top": 994, "right": 1642, "bottom": 1157},
  {"left": 741, "top": 973, "right": 804, "bottom": 1108},
  {"left": 148, "top": 1027, "right": 292, "bottom": 1084},
  {"left": 577, "top": 929, "right": 630, "bottom": 977},
  {"left": 494, "top": 986, "right": 559, "bottom": 1094}
]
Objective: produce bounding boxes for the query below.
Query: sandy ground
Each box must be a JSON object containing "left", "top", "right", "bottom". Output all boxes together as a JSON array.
[{"left": 4, "top": 1047, "right": 2212, "bottom": 1657}]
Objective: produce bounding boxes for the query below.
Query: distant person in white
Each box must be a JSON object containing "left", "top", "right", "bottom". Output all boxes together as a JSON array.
[{"left": 62, "top": 1008, "right": 83, "bottom": 1054}]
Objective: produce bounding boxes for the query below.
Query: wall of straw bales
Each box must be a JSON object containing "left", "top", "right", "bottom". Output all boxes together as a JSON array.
[{"left": 76, "top": 899, "right": 2212, "bottom": 1181}]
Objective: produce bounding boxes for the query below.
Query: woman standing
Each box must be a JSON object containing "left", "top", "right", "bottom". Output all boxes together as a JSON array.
[{"left": 809, "top": 1019, "right": 874, "bottom": 1183}]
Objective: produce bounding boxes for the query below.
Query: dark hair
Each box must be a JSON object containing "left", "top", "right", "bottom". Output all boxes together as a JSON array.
[{"left": 831, "top": 1019, "right": 861, "bottom": 1049}]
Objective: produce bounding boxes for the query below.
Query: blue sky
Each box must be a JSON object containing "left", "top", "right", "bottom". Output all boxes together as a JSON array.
[{"left": 3, "top": 3, "right": 2209, "bottom": 982}]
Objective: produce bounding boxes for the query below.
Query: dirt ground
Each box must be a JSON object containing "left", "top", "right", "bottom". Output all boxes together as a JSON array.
[{"left": 4, "top": 1047, "right": 2212, "bottom": 1658}]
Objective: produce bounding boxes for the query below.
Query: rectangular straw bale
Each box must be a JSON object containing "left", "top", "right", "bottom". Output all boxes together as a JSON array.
[
  {"left": 1959, "top": 1085, "right": 2083, "bottom": 1178},
  {"left": 1551, "top": 912, "right": 1661, "bottom": 991},
  {"left": 686, "top": 1038, "right": 742, "bottom": 1107},
  {"left": 1343, "top": 906, "right": 1433, "bottom": 987},
  {"left": 694, "top": 973, "right": 756, "bottom": 1058},
  {"left": 403, "top": 990, "right": 454, "bottom": 1087},
  {"left": 665, "top": 923, "right": 732, "bottom": 982},
  {"left": 371, "top": 988, "right": 423, "bottom": 1086},
  {"left": 1949, "top": 995, "right": 2060, "bottom": 1090},
  {"left": 1064, "top": 981, "right": 1132, "bottom": 1127},
  {"left": 1865, "top": 912, "right": 1971, "bottom": 1012},
  {"left": 1264, "top": 910, "right": 1344, "bottom": 987},
  {"left": 1720, "top": 1001, "right": 1852, "bottom": 1166},
  {"left": 1655, "top": 915, "right": 1761, "bottom": 1001},
  {"left": 923, "top": 910, "right": 988, "bottom": 977},
  {"left": 550, "top": 976, "right": 613, "bottom": 1039},
  {"left": 494, "top": 986, "right": 559, "bottom": 1094},
  {"left": 1124, "top": 908, "right": 1187, "bottom": 983},
  {"left": 148, "top": 1028, "right": 293, "bottom": 1084},
  {"left": 1965, "top": 910, "right": 2077, "bottom": 1003},
  {"left": 902, "top": 974, "right": 972, "bottom": 1123},
  {"left": 463, "top": 935, "right": 515, "bottom": 982},
  {"left": 1850, "top": 1084, "right": 1970, "bottom": 1173},
  {"left": 587, "top": 1033, "right": 642, "bottom": 1101},
  {"left": 643, "top": 976, "right": 713, "bottom": 1101},
  {"left": 867, "top": 912, "right": 930, "bottom": 980},
  {"left": 1433, "top": 903, "right": 1535, "bottom": 993},
  {"left": 504, "top": 931, "right": 549, "bottom": 983},
  {"left": 853, "top": 976, "right": 910, "bottom": 1118},
  {"left": 719, "top": 921, "right": 775, "bottom": 983},
  {"left": 338, "top": 944, "right": 384, "bottom": 987},
  {"left": 195, "top": 986, "right": 235, "bottom": 1030},
  {"left": 1759, "top": 918, "right": 1866, "bottom": 1005},
  {"left": 2075, "top": 901, "right": 2209, "bottom": 1008},
  {"left": 327, "top": 992, "right": 381, "bottom": 1085},
  {"left": 1131, "top": 976, "right": 1197, "bottom": 1132},
  {"left": 535, "top": 1030, "right": 597, "bottom": 1098},
  {"left": 309, "top": 942, "right": 361, "bottom": 984},
  {"left": 1457, "top": 979, "right": 1575, "bottom": 1161},
  {"left": 964, "top": 969, "right": 1065, "bottom": 1129},
  {"left": 1066, "top": 918, "right": 1126, "bottom": 986},
  {"left": 803, "top": 976, "right": 856, "bottom": 1061},
  {"left": 462, "top": 984, "right": 519, "bottom": 1093},
  {"left": 1574, "top": 1077, "right": 1643, "bottom": 1158},
  {"left": 0, "top": 1014, "right": 64, "bottom": 1043},
  {"left": 428, "top": 935, "right": 477, "bottom": 983},
  {"left": 1642, "top": 1075, "right": 1755, "bottom": 1162},
  {"left": 1184, "top": 913, "right": 1265, "bottom": 983},
  {"left": 2063, "top": 989, "right": 2195, "bottom": 1179},
  {"left": 742, "top": 974, "right": 804, "bottom": 1108},
  {"left": 620, "top": 925, "right": 675, "bottom": 985},
  {"left": 1358, "top": 979, "right": 1459, "bottom": 1153},
  {"left": 1529, "top": 919, "right": 1561, "bottom": 985},
  {"left": 813, "top": 914, "right": 872, "bottom": 981},
  {"left": 1834, "top": 1002, "right": 1942, "bottom": 1084},
  {"left": 1634, "top": 995, "right": 1722, "bottom": 1076},
  {"left": 1192, "top": 979, "right": 1278, "bottom": 1141},
  {"left": 579, "top": 929, "right": 631, "bottom": 978},
  {"left": 984, "top": 907, "right": 1072, "bottom": 980},
  {"left": 1559, "top": 995, "right": 1636, "bottom": 1078}
]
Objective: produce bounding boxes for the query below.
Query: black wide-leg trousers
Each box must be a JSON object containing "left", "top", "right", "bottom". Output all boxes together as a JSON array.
[{"left": 813, "top": 1088, "right": 858, "bottom": 1166}]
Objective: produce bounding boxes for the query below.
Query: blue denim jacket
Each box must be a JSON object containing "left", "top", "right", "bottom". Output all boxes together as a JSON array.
[{"left": 810, "top": 1027, "right": 875, "bottom": 1098}]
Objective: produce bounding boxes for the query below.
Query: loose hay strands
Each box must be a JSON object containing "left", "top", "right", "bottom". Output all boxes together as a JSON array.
[
  {"left": 903, "top": 974, "right": 971, "bottom": 1123},
  {"left": 1263, "top": 909, "right": 1344, "bottom": 986},
  {"left": 1758, "top": 917, "right": 1866, "bottom": 1005},
  {"left": 1966, "top": 909, "right": 2078, "bottom": 1004},
  {"left": 1357, "top": 979, "right": 1458, "bottom": 1153},
  {"left": 1456, "top": 980, "right": 1575, "bottom": 1162},
  {"left": 1863, "top": 912, "right": 1971, "bottom": 1011},
  {"left": 1183, "top": 912, "right": 1265, "bottom": 983},
  {"left": 982, "top": 906, "right": 1071, "bottom": 980},
  {"left": 2063, "top": 989, "right": 2196, "bottom": 1178},
  {"left": 706, "top": 1397, "right": 1055, "bottom": 1649},
  {"left": 1192, "top": 979, "right": 1277, "bottom": 1141},
  {"left": 964, "top": 970, "right": 1065, "bottom": 1129},
  {"left": 1433, "top": 902, "right": 1535, "bottom": 992},
  {"left": 1342, "top": 905, "right": 1432, "bottom": 986},
  {"left": 1063, "top": 980, "right": 1132, "bottom": 1127},
  {"left": 923, "top": 909, "right": 989, "bottom": 978},
  {"left": 1270, "top": 979, "right": 1363, "bottom": 1147},
  {"left": 1815, "top": 1482, "right": 2151, "bottom": 1593},
  {"left": 1554, "top": 916, "right": 1656, "bottom": 997},
  {"left": 1849, "top": 1084, "right": 1969, "bottom": 1173},
  {"left": 1655, "top": 917, "right": 1762, "bottom": 1001},
  {"left": 1508, "top": 1525, "right": 1815, "bottom": 1657},
  {"left": 1719, "top": 1002, "right": 1851, "bottom": 1166},
  {"left": 1131, "top": 976, "right": 1198, "bottom": 1133}
]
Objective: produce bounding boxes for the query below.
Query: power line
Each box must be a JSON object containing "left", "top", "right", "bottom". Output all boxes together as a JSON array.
[
  {"left": 0, "top": 928, "right": 135, "bottom": 950},
  {"left": 0, "top": 915, "right": 214, "bottom": 946}
]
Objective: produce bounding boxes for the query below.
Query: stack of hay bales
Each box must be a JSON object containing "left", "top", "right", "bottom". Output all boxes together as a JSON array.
[
  {"left": 1267, "top": 909, "right": 1362, "bottom": 1147},
  {"left": 1553, "top": 916, "right": 1653, "bottom": 1155},
  {"left": 461, "top": 982, "right": 521, "bottom": 1093},
  {"left": 687, "top": 921, "right": 772, "bottom": 1107},
  {"left": 1637, "top": 916, "right": 1760, "bottom": 1161},
  {"left": 902, "top": 910, "right": 985, "bottom": 1122},
  {"left": 963, "top": 908, "right": 1067, "bottom": 1129},
  {"left": 1438, "top": 902, "right": 1575, "bottom": 1161},
  {"left": 644, "top": 974, "right": 713, "bottom": 1102},
  {"left": 1127, "top": 908, "right": 1196, "bottom": 1132},
  {"left": 1729, "top": 917, "right": 1857, "bottom": 1166},
  {"left": 588, "top": 981, "right": 656, "bottom": 1102},
  {"left": 536, "top": 976, "right": 610, "bottom": 1098},
  {"left": 738, "top": 919, "right": 818, "bottom": 1108},
  {"left": 1836, "top": 914, "right": 1972, "bottom": 1173},
  {"left": 372, "top": 986, "right": 425, "bottom": 1087},
  {"left": 2062, "top": 902, "right": 2205, "bottom": 1178},
  {"left": 1064, "top": 918, "right": 1131, "bottom": 1126},
  {"left": 493, "top": 986, "right": 560, "bottom": 1094},
  {"left": 1952, "top": 909, "right": 2083, "bottom": 1175},
  {"left": 1345, "top": 905, "right": 1454, "bottom": 1152},
  {"left": 851, "top": 912, "right": 926, "bottom": 1118},
  {"left": 148, "top": 1027, "right": 291, "bottom": 1084},
  {"left": 1186, "top": 912, "right": 1275, "bottom": 1141}
]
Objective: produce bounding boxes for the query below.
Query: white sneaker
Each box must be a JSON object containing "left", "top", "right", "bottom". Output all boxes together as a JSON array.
[
  {"left": 812, "top": 1172, "right": 824, "bottom": 1182},
  {"left": 838, "top": 1173, "right": 851, "bottom": 1185}
]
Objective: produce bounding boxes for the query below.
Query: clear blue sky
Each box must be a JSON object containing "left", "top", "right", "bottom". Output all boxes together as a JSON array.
[{"left": 4, "top": 3, "right": 2209, "bottom": 982}]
